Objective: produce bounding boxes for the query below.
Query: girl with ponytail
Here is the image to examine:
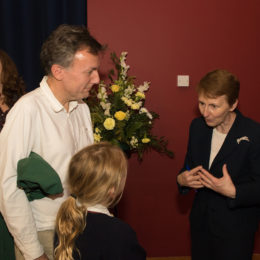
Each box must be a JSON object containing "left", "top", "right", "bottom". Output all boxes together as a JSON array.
[{"left": 54, "top": 142, "right": 146, "bottom": 260}]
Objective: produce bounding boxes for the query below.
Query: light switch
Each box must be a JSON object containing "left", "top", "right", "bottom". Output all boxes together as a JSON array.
[{"left": 177, "top": 75, "right": 189, "bottom": 87}]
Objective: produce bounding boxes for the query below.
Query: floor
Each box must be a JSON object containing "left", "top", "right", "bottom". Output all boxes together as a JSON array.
[{"left": 147, "top": 255, "right": 260, "bottom": 260}]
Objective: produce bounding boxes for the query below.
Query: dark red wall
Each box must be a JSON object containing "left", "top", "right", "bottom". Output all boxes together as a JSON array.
[{"left": 88, "top": 0, "right": 260, "bottom": 256}]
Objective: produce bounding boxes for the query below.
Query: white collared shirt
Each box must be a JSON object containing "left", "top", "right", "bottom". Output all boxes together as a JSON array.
[
  {"left": 87, "top": 204, "right": 113, "bottom": 217},
  {"left": 0, "top": 76, "right": 94, "bottom": 259}
]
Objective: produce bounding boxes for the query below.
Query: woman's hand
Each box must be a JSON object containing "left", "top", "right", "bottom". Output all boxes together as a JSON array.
[
  {"left": 198, "top": 164, "right": 236, "bottom": 198},
  {"left": 177, "top": 165, "right": 204, "bottom": 189}
]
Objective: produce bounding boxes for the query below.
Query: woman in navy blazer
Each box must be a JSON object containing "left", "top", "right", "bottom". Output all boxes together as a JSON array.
[{"left": 177, "top": 69, "right": 260, "bottom": 260}]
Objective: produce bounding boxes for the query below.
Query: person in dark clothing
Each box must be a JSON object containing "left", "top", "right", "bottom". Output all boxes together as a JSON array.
[
  {"left": 177, "top": 69, "right": 260, "bottom": 260},
  {"left": 0, "top": 49, "right": 25, "bottom": 260},
  {"left": 54, "top": 142, "right": 146, "bottom": 260},
  {"left": 0, "top": 49, "right": 25, "bottom": 131}
]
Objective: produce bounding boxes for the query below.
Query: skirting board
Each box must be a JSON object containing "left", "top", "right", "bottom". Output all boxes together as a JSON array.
[{"left": 147, "top": 254, "right": 260, "bottom": 260}]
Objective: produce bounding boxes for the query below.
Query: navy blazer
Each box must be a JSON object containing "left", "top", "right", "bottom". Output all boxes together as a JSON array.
[
  {"left": 179, "top": 110, "right": 260, "bottom": 237},
  {"left": 72, "top": 212, "right": 146, "bottom": 260}
]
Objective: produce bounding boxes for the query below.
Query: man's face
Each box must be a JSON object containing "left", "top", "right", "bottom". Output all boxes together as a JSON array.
[
  {"left": 198, "top": 93, "right": 237, "bottom": 128},
  {"left": 62, "top": 48, "right": 100, "bottom": 101}
]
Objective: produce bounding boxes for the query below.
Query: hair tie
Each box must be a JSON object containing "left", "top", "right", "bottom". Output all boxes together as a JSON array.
[
  {"left": 70, "top": 194, "right": 77, "bottom": 199},
  {"left": 71, "top": 194, "right": 82, "bottom": 207}
]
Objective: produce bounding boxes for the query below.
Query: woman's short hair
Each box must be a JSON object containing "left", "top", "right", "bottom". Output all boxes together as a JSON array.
[{"left": 196, "top": 69, "right": 240, "bottom": 106}]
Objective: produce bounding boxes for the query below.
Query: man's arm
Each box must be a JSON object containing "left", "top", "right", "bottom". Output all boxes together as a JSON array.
[{"left": 0, "top": 100, "right": 44, "bottom": 259}]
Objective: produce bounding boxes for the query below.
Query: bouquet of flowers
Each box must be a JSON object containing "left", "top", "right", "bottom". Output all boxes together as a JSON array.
[{"left": 86, "top": 51, "right": 173, "bottom": 161}]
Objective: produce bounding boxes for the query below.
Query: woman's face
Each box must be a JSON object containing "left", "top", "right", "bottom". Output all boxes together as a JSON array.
[{"left": 198, "top": 93, "right": 238, "bottom": 128}]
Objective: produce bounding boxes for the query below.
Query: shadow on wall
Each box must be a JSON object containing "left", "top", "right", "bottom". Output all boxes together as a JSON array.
[{"left": 176, "top": 190, "right": 195, "bottom": 215}]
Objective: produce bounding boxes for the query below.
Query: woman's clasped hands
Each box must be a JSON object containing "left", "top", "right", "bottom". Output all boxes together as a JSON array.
[
  {"left": 177, "top": 165, "right": 204, "bottom": 189},
  {"left": 178, "top": 164, "right": 236, "bottom": 198}
]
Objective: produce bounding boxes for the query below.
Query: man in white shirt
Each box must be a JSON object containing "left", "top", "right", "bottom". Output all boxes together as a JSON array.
[{"left": 0, "top": 24, "right": 104, "bottom": 260}]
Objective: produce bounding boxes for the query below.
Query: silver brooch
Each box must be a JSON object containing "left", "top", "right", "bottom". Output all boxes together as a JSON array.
[{"left": 237, "top": 136, "right": 250, "bottom": 144}]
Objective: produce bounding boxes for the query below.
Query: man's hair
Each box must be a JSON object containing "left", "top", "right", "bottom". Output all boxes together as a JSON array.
[
  {"left": 40, "top": 24, "right": 104, "bottom": 75},
  {"left": 197, "top": 69, "right": 240, "bottom": 106}
]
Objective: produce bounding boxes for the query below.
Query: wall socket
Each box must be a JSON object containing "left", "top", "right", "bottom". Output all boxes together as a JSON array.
[{"left": 177, "top": 75, "right": 189, "bottom": 87}]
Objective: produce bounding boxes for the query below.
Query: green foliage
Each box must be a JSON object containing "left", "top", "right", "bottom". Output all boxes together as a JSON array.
[{"left": 85, "top": 52, "right": 173, "bottom": 161}]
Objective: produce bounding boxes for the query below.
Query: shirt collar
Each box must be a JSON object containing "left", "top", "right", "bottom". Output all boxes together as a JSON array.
[
  {"left": 40, "top": 76, "right": 78, "bottom": 113},
  {"left": 87, "top": 204, "right": 113, "bottom": 217}
]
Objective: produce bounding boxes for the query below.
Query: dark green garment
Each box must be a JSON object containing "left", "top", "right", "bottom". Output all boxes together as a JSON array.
[
  {"left": 0, "top": 213, "right": 15, "bottom": 260},
  {"left": 17, "top": 152, "right": 63, "bottom": 201}
]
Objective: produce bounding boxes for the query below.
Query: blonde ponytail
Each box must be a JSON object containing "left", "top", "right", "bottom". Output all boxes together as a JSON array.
[{"left": 54, "top": 196, "right": 86, "bottom": 260}]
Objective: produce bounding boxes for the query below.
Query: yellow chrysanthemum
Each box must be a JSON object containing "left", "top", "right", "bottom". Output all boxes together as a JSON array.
[
  {"left": 122, "top": 97, "right": 133, "bottom": 106},
  {"left": 114, "top": 111, "right": 126, "bottom": 121},
  {"left": 136, "top": 91, "right": 145, "bottom": 99},
  {"left": 94, "top": 133, "right": 102, "bottom": 142},
  {"left": 95, "top": 127, "right": 101, "bottom": 133},
  {"left": 142, "top": 138, "right": 151, "bottom": 143},
  {"left": 103, "top": 118, "right": 115, "bottom": 130},
  {"left": 131, "top": 103, "right": 141, "bottom": 110},
  {"left": 111, "top": 84, "right": 120, "bottom": 92}
]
